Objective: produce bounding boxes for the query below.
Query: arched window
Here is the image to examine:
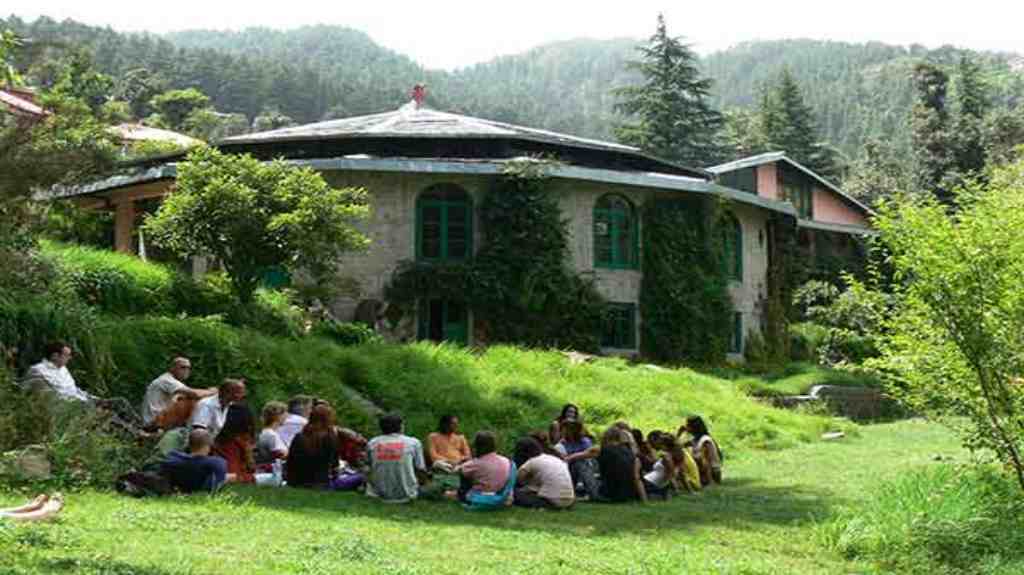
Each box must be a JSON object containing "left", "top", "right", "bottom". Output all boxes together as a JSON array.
[
  {"left": 594, "top": 194, "right": 638, "bottom": 269},
  {"left": 416, "top": 184, "right": 473, "bottom": 261},
  {"left": 722, "top": 214, "right": 743, "bottom": 282}
]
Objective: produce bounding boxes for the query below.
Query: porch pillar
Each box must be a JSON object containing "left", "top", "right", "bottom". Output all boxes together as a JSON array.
[{"left": 114, "top": 201, "right": 136, "bottom": 255}]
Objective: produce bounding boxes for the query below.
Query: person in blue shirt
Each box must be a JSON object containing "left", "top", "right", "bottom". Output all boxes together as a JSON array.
[{"left": 161, "top": 429, "right": 229, "bottom": 493}]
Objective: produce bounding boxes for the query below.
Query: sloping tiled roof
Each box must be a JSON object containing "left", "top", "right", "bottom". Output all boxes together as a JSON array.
[
  {"left": 707, "top": 151, "right": 873, "bottom": 216},
  {"left": 109, "top": 123, "right": 202, "bottom": 148},
  {"left": 0, "top": 88, "right": 45, "bottom": 117},
  {"left": 223, "top": 104, "right": 639, "bottom": 153}
]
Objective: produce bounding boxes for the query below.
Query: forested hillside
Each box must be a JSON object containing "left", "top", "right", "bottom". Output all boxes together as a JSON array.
[{"left": 4, "top": 16, "right": 1023, "bottom": 167}]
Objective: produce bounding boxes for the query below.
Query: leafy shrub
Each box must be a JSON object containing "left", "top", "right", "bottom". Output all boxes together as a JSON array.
[
  {"left": 44, "top": 241, "right": 175, "bottom": 316},
  {"left": 821, "top": 465, "right": 1024, "bottom": 574},
  {"left": 789, "top": 322, "right": 829, "bottom": 362},
  {"left": 228, "top": 289, "right": 306, "bottom": 339},
  {"left": 0, "top": 378, "right": 148, "bottom": 490},
  {"left": 790, "top": 278, "right": 888, "bottom": 366},
  {"left": 311, "top": 321, "right": 381, "bottom": 346}
]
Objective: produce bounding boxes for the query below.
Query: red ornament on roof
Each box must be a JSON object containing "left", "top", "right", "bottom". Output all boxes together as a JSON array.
[{"left": 411, "top": 84, "right": 426, "bottom": 109}]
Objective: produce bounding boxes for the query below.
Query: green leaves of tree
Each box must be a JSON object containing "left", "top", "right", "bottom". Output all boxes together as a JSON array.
[{"left": 143, "top": 146, "right": 369, "bottom": 303}]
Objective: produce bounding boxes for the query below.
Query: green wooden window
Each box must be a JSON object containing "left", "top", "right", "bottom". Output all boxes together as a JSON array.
[
  {"left": 594, "top": 195, "right": 638, "bottom": 269},
  {"left": 722, "top": 214, "right": 743, "bottom": 282},
  {"left": 417, "top": 299, "right": 468, "bottom": 345},
  {"left": 730, "top": 311, "right": 743, "bottom": 354},
  {"left": 602, "top": 303, "right": 637, "bottom": 349},
  {"left": 416, "top": 184, "right": 473, "bottom": 261}
]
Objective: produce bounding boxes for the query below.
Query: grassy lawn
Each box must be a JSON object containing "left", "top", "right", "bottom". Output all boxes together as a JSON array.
[{"left": 0, "top": 420, "right": 962, "bottom": 575}]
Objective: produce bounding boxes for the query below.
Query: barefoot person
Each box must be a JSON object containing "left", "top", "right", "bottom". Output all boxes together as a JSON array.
[{"left": 0, "top": 493, "right": 64, "bottom": 522}]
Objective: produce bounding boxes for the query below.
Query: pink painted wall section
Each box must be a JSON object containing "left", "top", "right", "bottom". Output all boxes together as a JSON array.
[
  {"left": 756, "top": 164, "right": 781, "bottom": 200},
  {"left": 812, "top": 186, "right": 869, "bottom": 226}
]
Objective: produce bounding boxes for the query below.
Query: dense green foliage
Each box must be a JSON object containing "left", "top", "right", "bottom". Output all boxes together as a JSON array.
[
  {"left": 613, "top": 15, "right": 724, "bottom": 166},
  {"left": 870, "top": 157, "right": 1024, "bottom": 490},
  {"left": 822, "top": 465, "right": 1024, "bottom": 574},
  {"left": 5, "top": 16, "right": 1021, "bottom": 176},
  {"left": 143, "top": 147, "right": 369, "bottom": 303},
  {"left": 639, "top": 198, "right": 731, "bottom": 363}
]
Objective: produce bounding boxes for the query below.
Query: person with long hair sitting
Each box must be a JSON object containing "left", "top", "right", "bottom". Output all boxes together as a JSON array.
[
  {"left": 213, "top": 404, "right": 258, "bottom": 484},
  {"left": 556, "top": 419, "right": 600, "bottom": 500},
  {"left": 596, "top": 427, "right": 647, "bottom": 503},
  {"left": 549, "top": 403, "right": 580, "bottom": 443},
  {"left": 286, "top": 403, "right": 343, "bottom": 489},
  {"left": 678, "top": 415, "right": 723, "bottom": 486},
  {"left": 631, "top": 428, "right": 658, "bottom": 473},
  {"left": 513, "top": 437, "right": 574, "bottom": 509},
  {"left": 426, "top": 414, "right": 470, "bottom": 493}
]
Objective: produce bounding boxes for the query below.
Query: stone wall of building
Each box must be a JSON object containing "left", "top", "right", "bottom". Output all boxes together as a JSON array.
[{"left": 320, "top": 169, "right": 772, "bottom": 356}]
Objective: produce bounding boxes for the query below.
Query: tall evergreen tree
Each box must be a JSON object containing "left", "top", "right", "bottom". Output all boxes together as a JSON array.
[
  {"left": 911, "top": 62, "right": 955, "bottom": 203},
  {"left": 613, "top": 14, "right": 724, "bottom": 167},
  {"left": 953, "top": 54, "right": 990, "bottom": 176},
  {"left": 759, "top": 68, "right": 843, "bottom": 181}
]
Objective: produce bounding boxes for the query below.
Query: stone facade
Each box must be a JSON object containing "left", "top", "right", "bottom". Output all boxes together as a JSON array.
[{"left": 322, "top": 169, "right": 770, "bottom": 356}]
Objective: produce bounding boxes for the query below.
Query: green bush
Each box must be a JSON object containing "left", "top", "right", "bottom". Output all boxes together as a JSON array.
[
  {"left": 0, "top": 377, "right": 148, "bottom": 490},
  {"left": 790, "top": 322, "right": 830, "bottom": 362},
  {"left": 43, "top": 241, "right": 175, "bottom": 316},
  {"left": 311, "top": 320, "right": 381, "bottom": 346},
  {"left": 821, "top": 465, "right": 1024, "bottom": 574},
  {"left": 39, "top": 242, "right": 306, "bottom": 337}
]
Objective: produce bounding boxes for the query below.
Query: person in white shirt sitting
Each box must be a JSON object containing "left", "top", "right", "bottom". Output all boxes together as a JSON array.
[
  {"left": 189, "top": 378, "right": 247, "bottom": 438},
  {"left": 277, "top": 395, "right": 313, "bottom": 448},
  {"left": 20, "top": 340, "right": 143, "bottom": 432},
  {"left": 140, "top": 357, "right": 217, "bottom": 430}
]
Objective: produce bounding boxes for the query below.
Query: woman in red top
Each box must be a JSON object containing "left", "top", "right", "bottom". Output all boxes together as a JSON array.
[{"left": 213, "top": 404, "right": 257, "bottom": 483}]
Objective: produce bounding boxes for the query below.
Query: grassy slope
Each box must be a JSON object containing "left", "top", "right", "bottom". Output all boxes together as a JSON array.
[
  {"left": 0, "top": 420, "right": 961, "bottom": 575},
  {"left": 337, "top": 344, "right": 855, "bottom": 452}
]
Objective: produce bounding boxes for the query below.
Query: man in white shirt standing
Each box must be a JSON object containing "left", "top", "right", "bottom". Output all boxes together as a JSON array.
[
  {"left": 189, "top": 378, "right": 247, "bottom": 438},
  {"left": 140, "top": 357, "right": 217, "bottom": 429}
]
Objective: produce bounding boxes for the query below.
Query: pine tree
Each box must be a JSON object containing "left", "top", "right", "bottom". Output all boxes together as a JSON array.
[
  {"left": 613, "top": 14, "right": 724, "bottom": 167},
  {"left": 759, "top": 68, "right": 843, "bottom": 181},
  {"left": 953, "top": 54, "right": 989, "bottom": 176},
  {"left": 910, "top": 62, "right": 956, "bottom": 203}
]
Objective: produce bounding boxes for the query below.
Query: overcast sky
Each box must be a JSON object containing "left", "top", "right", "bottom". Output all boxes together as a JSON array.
[{"left": 8, "top": 1, "right": 1024, "bottom": 70}]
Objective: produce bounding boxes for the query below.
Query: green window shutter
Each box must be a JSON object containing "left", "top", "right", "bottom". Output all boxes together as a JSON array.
[
  {"left": 733, "top": 217, "right": 743, "bottom": 282},
  {"left": 731, "top": 311, "right": 743, "bottom": 353},
  {"left": 417, "top": 185, "right": 473, "bottom": 262},
  {"left": 594, "top": 195, "right": 637, "bottom": 269}
]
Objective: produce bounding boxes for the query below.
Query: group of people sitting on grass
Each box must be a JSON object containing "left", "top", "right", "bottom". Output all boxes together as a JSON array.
[{"left": 16, "top": 343, "right": 723, "bottom": 508}]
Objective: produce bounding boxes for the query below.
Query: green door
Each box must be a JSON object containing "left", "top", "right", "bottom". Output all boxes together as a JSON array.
[{"left": 417, "top": 299, "right": 468, "bottom": 345}]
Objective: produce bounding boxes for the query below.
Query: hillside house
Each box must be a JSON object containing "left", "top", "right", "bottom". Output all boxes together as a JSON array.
[{"left": 58, "top": 98, "right": 872, "bottom": 357}]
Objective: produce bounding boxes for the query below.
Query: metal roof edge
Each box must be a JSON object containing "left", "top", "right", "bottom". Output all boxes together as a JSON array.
[
  {"left": 52, "top": 157, "right": 795, "bottom": 218},
  {"left": 797, "top": 218, "right": 876, "bottom": 236},
  {"left": 48, "top": 165, "right": 178, "bottom": 200}
]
